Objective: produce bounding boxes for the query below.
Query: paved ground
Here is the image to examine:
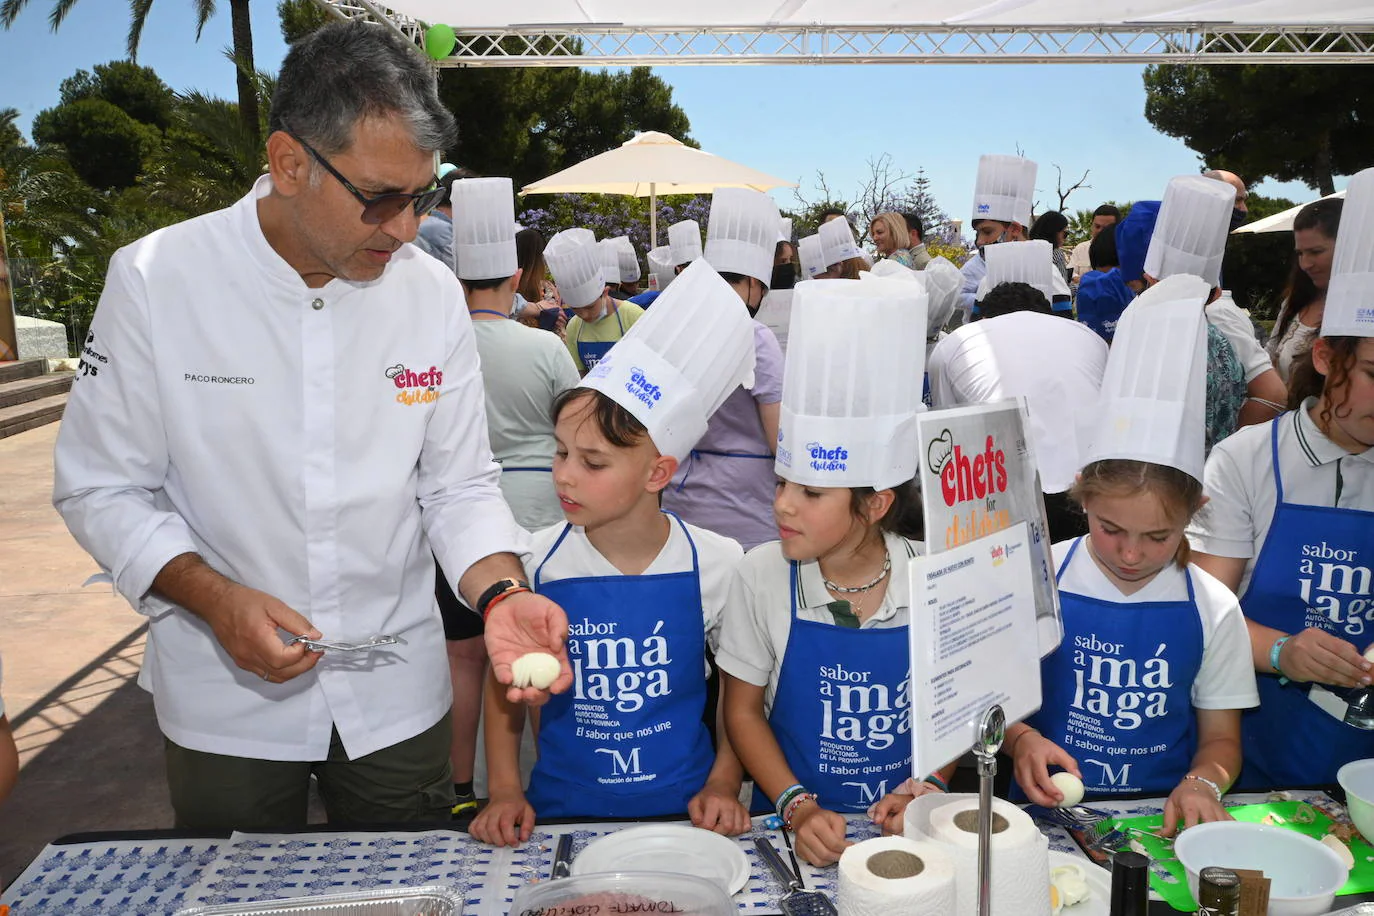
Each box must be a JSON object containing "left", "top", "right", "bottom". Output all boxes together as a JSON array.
[{"left": 0, "top": 423, "right": 171, "bottom": 882}]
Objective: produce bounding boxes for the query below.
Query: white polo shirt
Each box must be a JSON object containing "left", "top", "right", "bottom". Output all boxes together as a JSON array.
[
  {"left": 525, "top": 518, "right": 744, "bottom": 661},
  {"left": 927, "top": 311, "right": 1108, "bottom": 493},
  {"left": 1206, "top": 295, "right": 1273, "bottom": 385},
  {"left": 53, "top": 176, "right": 530, "bottom": 761},
  {"left": 1053, "top": 539, "right": 1259, "bottom": 710},
  {"left": 716, "top": 533, "right": 922, "bottom": 711},
  {"left": 1188, "top": 399, "right": 1374, "bottom": 594}
]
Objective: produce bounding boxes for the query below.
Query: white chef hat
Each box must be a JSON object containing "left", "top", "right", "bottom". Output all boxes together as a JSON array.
[
  {"left": 611, "top": 236, "right": 641, "bottom": 283},
  {"left": 778, "top": 217, "right": 793, "bottom": 243},
  {"left": 581, "top": 260, "right": 757, "bottom": 462},
  {"left": 862, "top": 259, "right": 918, "bottom": 282},
  {"left": 798, "top": 234, "right": 826, "bottom": 279},
  {"left": 1085, "top": 274, "right": 1211, "bottom": 483},
  {"left": 450, "top": 177, "right": 518, "bottom": 281},
  {"left": 647, "top": 245, "right": 676, "bottom": 292},
  {"left": 923, "top": 257, "right": 963, "bottom": 337},
  {"left": 975, "top": 240, "right": 1067, "bottom": 305},
  {"left": 818, "top": 217, "right": 862, "bottom": 268},
  {"left": 596, "top": 238, "right": 621, "bottom": 284},
  {"left": 545, "top": 228, "right": 605, "bottom": 308},
  {"left": 1143, "top": 175, "right": 1234, "bottom": 288},
  {"left": 668, "top": 219, "right": 703, "bottom": 267},
  {"left": 973, "top": 154, "right": 1037, "bottom": 227},
  {"left": 704, "top": 188, "right": 781, "bottom": 286},
  {"left": 777, "top": 278, "right": 929, "bottom": 489},
  {"left": 1323, "top": 166, "right": 1374, "bottom": 338}
]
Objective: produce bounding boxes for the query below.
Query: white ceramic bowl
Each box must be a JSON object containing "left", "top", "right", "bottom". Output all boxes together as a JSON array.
[
  {"left": 1339, "top": 758, "right": 1374, "bottom": 844},
  {"left": 1173, "top": 821, "right": 1348, "bottom": 916}
]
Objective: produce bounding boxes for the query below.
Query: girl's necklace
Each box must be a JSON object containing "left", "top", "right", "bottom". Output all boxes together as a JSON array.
[{"left": 822, "top": 551, "right": 891, "bottom": 594}]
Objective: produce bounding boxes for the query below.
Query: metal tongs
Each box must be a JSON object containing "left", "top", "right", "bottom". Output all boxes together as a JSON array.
[{"left": 289, "top": 634, "right": 404, "bottom": 653}]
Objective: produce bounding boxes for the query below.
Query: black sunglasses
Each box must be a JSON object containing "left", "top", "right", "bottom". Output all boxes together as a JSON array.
[{"left": 288, "top": 131, "right": 444, "bottom": 225}]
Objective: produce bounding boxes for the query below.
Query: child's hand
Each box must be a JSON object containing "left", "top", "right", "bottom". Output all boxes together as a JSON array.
[
  {"left": 1160, "top": 779, "right": 1232, "bottom": 837},
  {"left": 1280, "top": 627, "right": 1372, "bottom": 687},
  {"left": 867, "top": 779, "right": 945, "bottom": 835},
  {"left": 790, "top": 802, "right": 851, "bottom": 866},
  {"left": 1011, "top": 732, "right": 1082, "bottom": 808},
  {"left": 688, "top": 780, "right": 751, "bottom": 836},
  {"left": 469, "top": 790, "right": 536, "bottom": 847}
]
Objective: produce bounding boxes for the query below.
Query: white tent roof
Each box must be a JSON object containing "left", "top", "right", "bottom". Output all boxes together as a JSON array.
[{"left": 358, "top": 1, "right": 1372, "bottom": 28}]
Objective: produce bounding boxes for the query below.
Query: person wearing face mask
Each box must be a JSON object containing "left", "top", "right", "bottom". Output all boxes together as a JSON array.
[
  {"left": 1204, "top": 168, "right": 1251, "bottom": 234},
  {"left": 958, "top": 154, "right": 1038, "bottom": 318},
  {"left": 545, "top": 229, "right": 644, "bottom": 375},
  {"left": 662, "top": 188, "right": 785, "bottom": 551},
  {"left": 1267, "top": 198, "right": 1343, "bottom": 384}
]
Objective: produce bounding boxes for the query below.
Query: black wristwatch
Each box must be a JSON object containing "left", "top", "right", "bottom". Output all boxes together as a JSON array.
[{"left": 475, "top": 577, "right": 531, "bottom": 619}]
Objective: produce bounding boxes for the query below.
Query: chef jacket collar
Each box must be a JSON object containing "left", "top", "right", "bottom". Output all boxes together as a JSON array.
[
  {"left": 239, "top": 175, "right": 385, "bottom": 296},
  {"left": 1293, "top": 396, "right": 1374, "bottom": 467}
]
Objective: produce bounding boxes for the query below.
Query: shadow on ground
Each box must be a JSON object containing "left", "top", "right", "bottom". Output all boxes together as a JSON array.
[{"left": 1, "top": 626, "right": 171, "bottom": 881}]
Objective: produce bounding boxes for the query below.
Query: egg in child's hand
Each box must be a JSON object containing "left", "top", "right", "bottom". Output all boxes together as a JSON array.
[
  {"left": 511, "top": 652, "right": 561, "bottom": 689},
  {"left": 1050, "top": 771, "right": 1085, "bottom": 808}
]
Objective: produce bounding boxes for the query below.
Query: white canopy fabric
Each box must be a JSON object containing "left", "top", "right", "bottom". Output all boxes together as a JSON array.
[
  {"left": 1232, "top": 190, "right": 1347, "bottom": 234},
  {"left": 364, "top": 0, "right": 1372, "bottom": 28},
  {"left": 522, "top": 132, "right": 796, "bottom": 244}
]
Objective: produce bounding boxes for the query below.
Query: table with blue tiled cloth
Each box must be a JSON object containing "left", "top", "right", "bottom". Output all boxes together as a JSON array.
[{"left": 0, "top": 789, "right": 1346, "bottom": 916}]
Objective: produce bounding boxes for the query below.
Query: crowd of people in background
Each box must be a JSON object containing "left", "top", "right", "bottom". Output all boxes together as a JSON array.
[{"left": 13, "top": 18, "right": 1370, "bottom": 872}]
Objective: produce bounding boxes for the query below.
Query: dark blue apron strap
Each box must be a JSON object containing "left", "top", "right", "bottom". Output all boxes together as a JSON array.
[
  {"left": 469, "top": 309, "right": 509, "bottom": 320},
  {"left": 533, "top": 523, "right": 575, "bottom": 589},
  {"left": 1183, "top": 565, "right": 1197, "bottom": 603},
  {"left": 1056, "top": 537, "right": 1082, "bottom": 585},
  {"left": 1270, "top": 416, "right": 1286, "bottom": 504},
  {"left": 501, "top": 466, "right": 553, "bottom": 473},
  {"left": 662, "top": 510, "right": 701, "bottom": 574},
  {"left": 789, "top": 561, "right": 801, "bottom": 621}
]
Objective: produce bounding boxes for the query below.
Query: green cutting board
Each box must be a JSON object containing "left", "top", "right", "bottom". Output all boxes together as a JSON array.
[{"left": 1109, "top": 801, "right": 1374, "bottom": 912}]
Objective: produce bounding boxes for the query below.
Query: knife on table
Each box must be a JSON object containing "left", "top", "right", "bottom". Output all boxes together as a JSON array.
[{"left": 551, "top": 833, "right": 574, "bottom": 880}]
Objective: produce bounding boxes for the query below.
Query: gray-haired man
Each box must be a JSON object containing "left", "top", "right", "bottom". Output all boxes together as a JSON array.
[{"left": 53, "top": 20, "right": 571, "bottom": 830}]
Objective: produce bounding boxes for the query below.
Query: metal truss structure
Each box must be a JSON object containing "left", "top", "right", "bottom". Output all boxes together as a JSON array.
[{"left": 316, "top": 1, "right": 1374, "bottom": 65}]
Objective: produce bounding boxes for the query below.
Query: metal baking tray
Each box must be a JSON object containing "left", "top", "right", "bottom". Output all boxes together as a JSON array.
[{"left": 173, "top": 885, "right": 463, "bottom": 915}]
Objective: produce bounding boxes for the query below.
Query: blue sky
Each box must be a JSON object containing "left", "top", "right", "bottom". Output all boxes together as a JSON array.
[{"left": 0, "top": 3, "right": 1330, "bottom": 225}]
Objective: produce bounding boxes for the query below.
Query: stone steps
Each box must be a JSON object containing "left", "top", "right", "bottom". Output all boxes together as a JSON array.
[{"left": 0, "top": 361, "right": 74, "bottom": 440}]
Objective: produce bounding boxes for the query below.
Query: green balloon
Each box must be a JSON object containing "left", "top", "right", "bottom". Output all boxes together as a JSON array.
[{"left": 424, "top": 24, "right": 456, "bottom": 60}]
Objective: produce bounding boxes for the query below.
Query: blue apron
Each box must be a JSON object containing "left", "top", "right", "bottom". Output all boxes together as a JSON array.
[
  {"left": 1024, "top": 538, "right": 1203, "bottom": 798},
  {"left": 1237, "top": 419, "right": 1374, "bottom": 789},
  {"left": 527, "top": 515, "right": 715, "bottom": 818},
  {"left": 574, "top": 304, "right": 625, "bottom": 371},
  {"left": 762, "top": 548, "right": 914, "bottom": 813}
]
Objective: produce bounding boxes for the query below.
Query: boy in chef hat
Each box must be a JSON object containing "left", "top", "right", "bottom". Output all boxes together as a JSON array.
[
  {"left": 817, "top": 216, "right": 867, "bottom": 280},
  {"left": 717, "top": 276, "right": 960, "bottom": 867},
  {"left": 1146, "top": 174, "right": 1291, "bottom": 432},
  {"left": 668, "top": 219, "right": 703, "bottom": 272},
  {"left": 471, "top": 261, "right": 758, "bottom": 842},
  {"left": 599, "top": 236, "right": 641, "bottom": 300},
  {"left": 662, "top": 188, "right": 787, "bottom": 552},
  {"left": 545, "top": 228, "right": 644, "bottom": 374},
  {"left": 1006, "top": 274, "right": 1258, "bottom": 834},
  {"left": 1189, "top": 165, "right": 1374, "bottom": 791},
  {"left": 629, "top": 245, "right": 676, "bottom": 307},
  {"left": 958, "top": 153, "right": 1038, "bottom": 316}
]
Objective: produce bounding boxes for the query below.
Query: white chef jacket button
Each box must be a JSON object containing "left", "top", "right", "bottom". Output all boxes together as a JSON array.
[{"left": 311, "top": 298, "right": 325, "bottom": 311}]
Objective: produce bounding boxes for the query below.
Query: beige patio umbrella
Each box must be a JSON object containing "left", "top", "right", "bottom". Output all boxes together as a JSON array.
[
  {"left": 1231, "top": 189, "right": 1346, "bottom": 234},
  {"left": 520, "top": 131, "right": 796, "bottom": 244}
]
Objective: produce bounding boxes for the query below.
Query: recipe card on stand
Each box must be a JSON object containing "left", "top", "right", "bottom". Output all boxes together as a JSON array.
[{"left": 909, "top": 521, "right": 1043, "bottom": 777}]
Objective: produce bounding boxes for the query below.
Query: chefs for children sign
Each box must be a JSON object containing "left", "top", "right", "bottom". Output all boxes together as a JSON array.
[{"left": 917, "top": 399, "right": 1062, "bottom": 657}]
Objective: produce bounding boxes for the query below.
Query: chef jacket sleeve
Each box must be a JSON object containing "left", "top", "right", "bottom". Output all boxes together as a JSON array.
[
  {"left": 419, "top": 284, "right": 532, "bottom": 593},
  {"left": 52, "top": 250, "right": 200, "bottom": 615},
  {"left": 1185, "top": 438, "right": 1257, "bottom": 559},
  {"left": 958, "top": 254, "right": 983, "bottom": 314}
]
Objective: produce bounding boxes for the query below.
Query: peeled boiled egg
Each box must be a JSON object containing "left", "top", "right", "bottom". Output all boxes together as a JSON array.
[
  {"left": 1050, "top": 863, "right": 1092, "bottom": 909},
  {"left": 511, "top": 652, "right": 561, "bottom": 689},
  {"left": 1051, "top": 771, "right": 1086, "bottom": 808}
]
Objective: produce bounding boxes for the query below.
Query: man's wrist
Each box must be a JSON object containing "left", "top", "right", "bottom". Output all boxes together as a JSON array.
[{"left": 477, "top": 577, "right": 533, "bottom": 620}]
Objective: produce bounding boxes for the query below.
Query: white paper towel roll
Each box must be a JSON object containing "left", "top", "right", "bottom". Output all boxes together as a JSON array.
[
  {"left": 903, "top": 794, "right": 1050, "bottom": 916},
  {"left": 838, "top": 836, "right": 957, "bottom": 916}
]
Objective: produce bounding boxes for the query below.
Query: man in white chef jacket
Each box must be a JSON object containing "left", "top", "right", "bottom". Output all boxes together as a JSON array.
[{"left": 52, "top": 21, "right": 571, "bottom": 830}]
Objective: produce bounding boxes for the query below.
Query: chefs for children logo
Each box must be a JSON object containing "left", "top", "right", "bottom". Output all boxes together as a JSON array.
[
  {"left": 567, "top": 618, "right": 672, "bottom": 784},
  {"left": 806, "top": 441, "right": 848, "bottom": 473},
  {"left": 816, "top": 662, "right": 909, "bottom": 806},
  {"left": 1298, "top": 541, "right": 1372, "bottom": 636},
  {"left": 625, "top": 367, "right": 663, "bottom": 409},
  {"left": 925, "top": 429, "right": 1013, "bottom": 548},
  {"left": 385, "top": 364, "right": 441, "bottom": 406}
]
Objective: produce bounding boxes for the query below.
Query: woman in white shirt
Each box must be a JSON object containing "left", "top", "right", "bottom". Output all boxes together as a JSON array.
[{"left": 1267, "top": 199, "right": 1342, "bottom": 384}]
